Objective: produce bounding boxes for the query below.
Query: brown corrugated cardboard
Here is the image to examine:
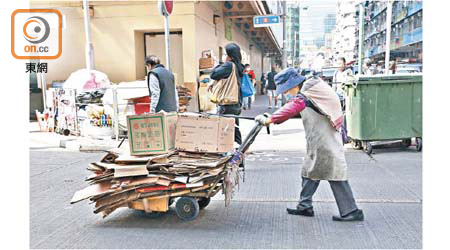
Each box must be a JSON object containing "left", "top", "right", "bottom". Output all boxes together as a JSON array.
[
  {"left": 199, "top": 57, "right": 214, "bottom": 69},
  {"left": 175, "top": 113, "right": 234, "bottom": 153},
  {"left": 127, "top": 112, "right": 177, "bottom": 156}
]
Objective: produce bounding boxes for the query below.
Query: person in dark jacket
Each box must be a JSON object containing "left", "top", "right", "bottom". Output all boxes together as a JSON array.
[
  {"left": 260, "top": 73, "right": 266, "bottom": 95},
  {"left": 146, "top": 55, "right": 178, "bottom": 113},
  {"left": 266, "top": 64, "right": 278, "bottom": 109},
  {"left": 210, "top": 43, "right": 244, "bottom": 145}
]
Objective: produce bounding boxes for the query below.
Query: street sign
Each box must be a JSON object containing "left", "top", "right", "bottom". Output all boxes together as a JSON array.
[
  {"left": 158, "top": 0, "right": 173, "bottom": 16},
  {"left": 253, "top": 15, "right": 281, "bottom": 28}
]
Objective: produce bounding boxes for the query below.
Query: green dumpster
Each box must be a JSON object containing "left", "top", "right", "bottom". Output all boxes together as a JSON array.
[{"left": 344, "top": 74, "right": 422, "bottom": 154}]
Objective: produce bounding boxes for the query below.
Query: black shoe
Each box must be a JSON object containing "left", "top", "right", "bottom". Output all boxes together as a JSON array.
[
  {"left": 332, "top": 209, "right": 364, "bottom": 222},
  {"left": 286, "top": 207, "right": 314, "bottom": 217}
]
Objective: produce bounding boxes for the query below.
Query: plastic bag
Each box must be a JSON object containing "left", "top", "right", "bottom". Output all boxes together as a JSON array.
[{"left": 241, "top": 74, "right": 254, "bottom": 98}]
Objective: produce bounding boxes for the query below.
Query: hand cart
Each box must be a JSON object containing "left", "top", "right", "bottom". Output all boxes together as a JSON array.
[{"left": 128, "top": 121, "right": 267, "bottom": 221}]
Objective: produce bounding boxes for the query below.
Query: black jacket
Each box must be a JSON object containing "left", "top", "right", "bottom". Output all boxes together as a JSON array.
[
  {"left": 148, "top": 64, "right": 177, "bottom": 113},
  {"left": 210, "top": 61, "right": 244, "bottom": 105}
]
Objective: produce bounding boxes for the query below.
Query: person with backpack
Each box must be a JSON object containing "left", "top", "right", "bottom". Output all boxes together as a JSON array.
[
  {"left": 146, "top": 55, "right": 179, "bottom": 113},
  {"left": 210, "top": 43, "right": 245, "bottom": 146},
  {"left": 255, "top": 68, "right": 364, "bottom": 222}
]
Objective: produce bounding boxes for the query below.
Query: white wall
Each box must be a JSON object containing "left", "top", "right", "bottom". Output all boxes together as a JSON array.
[{"left": 194, "top": 1, "right": 265, "bottom": 77}]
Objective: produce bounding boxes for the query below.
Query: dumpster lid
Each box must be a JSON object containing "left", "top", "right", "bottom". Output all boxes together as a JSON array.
[{"left": 354, "top": 73, "right": 422, "bottom": 84}]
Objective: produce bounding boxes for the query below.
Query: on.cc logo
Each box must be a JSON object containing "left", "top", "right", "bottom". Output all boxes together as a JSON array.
[{"left": 23, "top": 16, "right": 50, "bottom": 44}]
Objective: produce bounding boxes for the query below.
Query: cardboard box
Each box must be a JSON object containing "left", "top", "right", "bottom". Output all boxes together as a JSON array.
[
  {"left": 175, "top": 113, "right": 234, "bottom": 153},
  {"left": 127, "top": 112, "right": 177, "bottom": 155},
  {"left": 199, "top": 57, "right": 215, "bottom": 69}
]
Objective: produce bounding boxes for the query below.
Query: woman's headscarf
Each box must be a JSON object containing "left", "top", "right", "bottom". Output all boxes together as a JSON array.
[{"left": 225, "top": 43, "right": 244, "bottom": 77}]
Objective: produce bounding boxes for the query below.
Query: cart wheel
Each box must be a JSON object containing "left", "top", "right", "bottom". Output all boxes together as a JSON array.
[
  {"left": 175, "top": 197, "right": 199, "bottom": 221},
  {"left": 168, "top": 198, "right": 175, "bottom": 207},
  {"left": 402, "top": 139, "right": 412, "bottom": 148},
  {"left": 198, "top": 197, "right": 211, "bottom": 210},
  {"left": 363, "top": 141, "right": 373, "bottom": 155},
  {"left": 352, "top": 140, "right": 363, "bottom": 150},
  {"left": 416, "top": 138, "right": 422, "bottom": 152}
]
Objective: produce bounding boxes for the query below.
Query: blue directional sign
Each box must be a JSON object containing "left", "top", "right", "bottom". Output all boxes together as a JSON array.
[{"left": 253, "top": 15, "right": 281, "bottom": 28}]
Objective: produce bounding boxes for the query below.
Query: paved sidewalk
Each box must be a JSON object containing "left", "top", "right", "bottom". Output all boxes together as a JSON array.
[{"left": 29, "top": 122, "right": 121, "bottom": 151}]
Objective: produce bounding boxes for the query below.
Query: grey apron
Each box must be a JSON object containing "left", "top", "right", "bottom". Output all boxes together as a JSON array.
[{"left": 300, "top": 107, "right": 347, "bottom": 181}]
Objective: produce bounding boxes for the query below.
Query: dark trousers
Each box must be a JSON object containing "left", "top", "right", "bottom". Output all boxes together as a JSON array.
[
  {"left": 218, "top": 104, "right": 242, "bottom": 145},
  {"left": 298, "top": 177, "right": 358, "bottom": 217}
]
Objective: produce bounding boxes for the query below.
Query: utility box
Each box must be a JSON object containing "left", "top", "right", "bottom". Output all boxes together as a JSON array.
[
  {"left": 175, "top": 113, "right": 234, "bottom": 153},
  {"left": 127, "top": 112, "right": 177, "bottom": 155}
]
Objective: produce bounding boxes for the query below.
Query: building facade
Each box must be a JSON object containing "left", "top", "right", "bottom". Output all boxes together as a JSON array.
[
  {"left": 355, "top": 0, "right": 423, "bottom": 64},
  {"left": 333, "top": 0, "right": 357, "bottom": 63},
  {"left": 286, "top": 1, "right": 300, "bottom": 67},
  {"left": 29, "top": 0, "right": 281, "bottom": 88}
]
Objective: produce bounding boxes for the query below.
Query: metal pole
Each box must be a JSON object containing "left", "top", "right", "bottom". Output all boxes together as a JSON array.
[
  {"left": 385, "top": 1, "right": 393, "bottom": 74},
  {"left": 293, "top": 31, "right": 297, "bottom": 67},
  {"left": 83, "top": 0, "right": 95, "bottom": 70},
  {"left": 40, "top": 72, "right": 47, "bottom": 111},
  {"left": 357, "top": 3, "right": 364, "bottom": 75},
  {"left": 74, "top": 89, "right": 79, "bottom": 135},
  {"left": 112, "top": 86, "right": 119, "bottom": 141},
  {"left": 281, "top": 0, "right": 287, "bottom": 69},
  {"left": 164, "top": 14, "right": 171, "bottom": 71}
]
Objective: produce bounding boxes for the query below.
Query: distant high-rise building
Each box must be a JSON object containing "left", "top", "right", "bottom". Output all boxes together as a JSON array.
[
  {"left": 286, "top": 1, "right": 300, "bottom": 66},
  {"left": 298, "top": 0, "right": 337, "bottom": 67},
  {"left": 354, "top": 1, "right": 423, "bottom": 64},
  {"left": 324, "top": 13, "right": 337, "bottom": 33},
  {"left": 333, "top": 0, "right": 357, "bottom": 62}
]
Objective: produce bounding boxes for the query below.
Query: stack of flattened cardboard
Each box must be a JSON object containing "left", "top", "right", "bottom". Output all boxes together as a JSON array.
[
  {"left": 176, "top": 86, "right": 192, "bottom": 113},
  {"left": 70, "top": 149, "right": 240, "bottom": 218}
]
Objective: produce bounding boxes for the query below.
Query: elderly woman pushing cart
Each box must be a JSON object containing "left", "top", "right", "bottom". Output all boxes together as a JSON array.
[{"left": 255, "top": 68, "right": 364, "bottom": 222}]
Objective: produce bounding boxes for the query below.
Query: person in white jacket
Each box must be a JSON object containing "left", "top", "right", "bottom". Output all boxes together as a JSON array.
[{"left": 332, "top": 57, "right": 353, "bottom": 103}]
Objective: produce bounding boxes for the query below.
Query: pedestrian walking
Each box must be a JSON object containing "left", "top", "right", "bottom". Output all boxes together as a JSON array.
[
  {"left": 266, "top": 64, "right": 278, "bottom": 109},
  {"left": 243, "top": 64, "right": 256, "bottom": 110},
  {"left": 363, "top": 58, "right": 373, "bottom": 75},
  {"left": 210, "top": 43, "right": 244, "bottom": 146},
  {"left": 332, "top": 57, "right": 353, "bottom": 144},
  {"left": 255, "top": 68, "right": 364, "bottom": 222},
  {"left": 389, "top": 60, "right": 397, "bottom": 74},
  {"left": 332, "top": 57, "right": 353, "bottom": 103},
  {"left": 146, "top": 55, "right": 179, "bottom": 113},
  {"left": 260, "top": 73, "right": 266, "bottom": 95}
]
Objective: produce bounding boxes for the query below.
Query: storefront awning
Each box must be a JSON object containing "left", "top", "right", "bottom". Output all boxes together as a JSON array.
[{"left": 222, "top": 0, "right": 282, "bottom": 56}]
